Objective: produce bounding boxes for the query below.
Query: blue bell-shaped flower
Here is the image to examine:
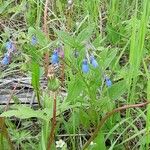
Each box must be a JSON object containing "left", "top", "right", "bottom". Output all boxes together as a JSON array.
[
  {"left": 1, "top": 54, "right": 10, "bottom": 65},
  {"left": 6, "top": 41, "right": 13, "bottom": 50},
  {"left": 6, "top": 40, "right": 16, "bottom": 53},
  {"left": 51, "top": 51, "right": 59, "bottom": 64},
  {"left": 82, "top": 59, "right": 89, "bottom": 73},
  {"left": 31, "top": 36, "right": 37, "bottom": 45},
  {"left": 105, "top": 77, "right": 112, "bottom": 87},
  {"left": 90, "top": 55, "right": 98, "bottom": 68}
]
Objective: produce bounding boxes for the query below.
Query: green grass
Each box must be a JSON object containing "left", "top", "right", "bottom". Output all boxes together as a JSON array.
[{"left": 0, "top": 0, "right": 150, "bottom": 149}]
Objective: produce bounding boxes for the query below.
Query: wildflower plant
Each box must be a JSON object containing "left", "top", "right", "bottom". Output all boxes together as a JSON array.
[{"left": 0, "top": 1, "right": 150, "bottom": 150}]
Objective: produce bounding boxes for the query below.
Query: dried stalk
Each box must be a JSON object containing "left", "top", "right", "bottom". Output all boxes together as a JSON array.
[
  {"left": 61, "top": 63, "right": 65, "bottom": 87},
  {"left": 43, "top": 0, "right": 49, "bottom": 76},
  {"left": 47, "top": 92, "right": 57, "bottom": 150}
]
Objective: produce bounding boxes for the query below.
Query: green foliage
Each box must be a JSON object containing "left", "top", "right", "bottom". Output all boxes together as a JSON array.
[
  {"left": 1, "top": 105, "right": 48, "bottom": 120},
  {"left": 0, "top": 0, "right": 150, "bottom": 149}
]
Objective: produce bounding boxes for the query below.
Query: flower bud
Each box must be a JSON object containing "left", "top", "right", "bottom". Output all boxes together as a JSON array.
[
  {"left": 82, "top": 59, "right": 89, "bottom": 73},
  {"left": 6, "top": 41, "right": 16, "bottom": 53},
  {"left": 51, "top": 50, "right": 59, "bottom": 64},
  {"left": 1, "top": 53, "right": 10, "bottom": 65},
  {"left": 73, "top": 50, "right": 79, "bottom": 58},
  {"left": 31, "top": 36, "right": 37, "bottom": 45},
  {"left": 90, "top": 55, "right": 98, "bottom": 68},
  {"left": 105, "top": 77, "right": 112, "bottom": 87},
  {"left": 48, "top": 77, "right": 60, "bottom": 91}
]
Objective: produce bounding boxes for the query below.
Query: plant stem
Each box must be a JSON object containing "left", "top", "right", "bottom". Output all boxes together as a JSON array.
[
  {"left": 36, "top": 89, "right": 41, "bottom": 108},
  {"left": 43, "top": 0, "right": 49, "bottom": 76},
  {"left": 82, "top": 101, "right": 150, "bottom": 150},
  {"left": 61, "top": 62, "right": 65, "bottom": 87},
  {"left": 47, "top": 92, "right": 57, "bottom": 150}
]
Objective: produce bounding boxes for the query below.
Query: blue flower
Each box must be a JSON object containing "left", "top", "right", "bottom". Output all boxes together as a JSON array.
[
  {"left": 90, "top": 55, "right": 98, "bottom": 68},
  {"left": 6, "top": 41, "right": 13, "bottom": 50},
  {"left": 6, "top": 41, "right": 16, "bottom": 53},
  {"left": 51, "top": 51, "right": 59, "bottom": 64},
  {"left": 82, "top": 59, "right": 89, "bottom": 73},
  {"left": 1, "top": 54, "right": 10, "bottom": 65},
  {"left": 105, "top": 77, "right": 112, "bottom": 87},
  {"left": 31, "top": 36, "right": 37, "bottom": 45}
]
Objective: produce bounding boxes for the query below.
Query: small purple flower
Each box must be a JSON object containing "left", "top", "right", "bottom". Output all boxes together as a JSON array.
[
  {"left": 105, "top": 77, "right": 112, "bottom": 87},
  {"left": 31, "top": 36, "right": 37, "bottom": 45},
  {"left": 1, "top": 54, "right": 10, "bottom": 65},
  {"left": 51, "top": 51, "right": 59, "bottom": 64},
  {"left": 90, "top": 55, "right": 98, "bottom": 68},
  {"left": 57, "top": 47, "right": 64, "bottom": 59},
  {"left": 82, "top": 59, "right": 89, "bottom": 73}
]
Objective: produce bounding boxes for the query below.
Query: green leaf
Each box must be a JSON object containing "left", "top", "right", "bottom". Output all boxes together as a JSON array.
[
  {"left": 36, "top": 28, "right": 49, "bottom": 47},
  {"left": 0, "top": 106, "right": 47, "bottom": 120},
  {"left": 31, "top": 61, "right": 40, "bottom": 105},
  {"left": 56, "top": 30, "right": 79, "bottom": 48},
  {"left": 67, "top": 77, "right": 83, "bottom": 102},
  {"left": 31, "top": 61, "right": 40, "bottom": 90},
  {"left": 108, "top": 80, "right": 127, "bottom": 100},
  {"left": 28, "top": 27, "right": 48, "bottom": 47},
  {"left": 103, "top": 48, "right": 118, "bottom": 70},
  {"left": 93, "top": 131, "right": 106, "bottom": 150},
  {"left": 0, "top": 1, "right": 13, "bottom": 14},
  {"left": 25, "top": 1, "right": 37, "bottom": 26},
  {"left": 76, "top": 24, "right": 94, "bottom": 43},
  {"left": 106, "top": 24, "right": 122, "bottom": 44}
]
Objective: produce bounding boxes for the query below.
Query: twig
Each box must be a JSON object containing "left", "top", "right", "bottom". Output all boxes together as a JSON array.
[
  {"left": 4, "top": 83, "right": 18, "bottom": 111},
  {"left": 43, "top": 0, "right": 49, "bottom": 36},
  {"left": 47, "top": 92, "right": 57, "bottom": 150},
  {"left": 82, "top": 101, "right": 150, "bottom": 149}
]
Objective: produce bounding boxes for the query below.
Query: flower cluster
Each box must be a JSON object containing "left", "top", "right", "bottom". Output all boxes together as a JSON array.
[
  {"left": 81, "top": 52, "right": 112, "bottom": 87},
  {"left": 50, "top": 47, "right": 112, "bottom": 87},
  {"left": 1, "top": 41, "right": 16, "bottom": 65},
  {"left": 82, "top": 55, "right": 98, "bottom": 73}
]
